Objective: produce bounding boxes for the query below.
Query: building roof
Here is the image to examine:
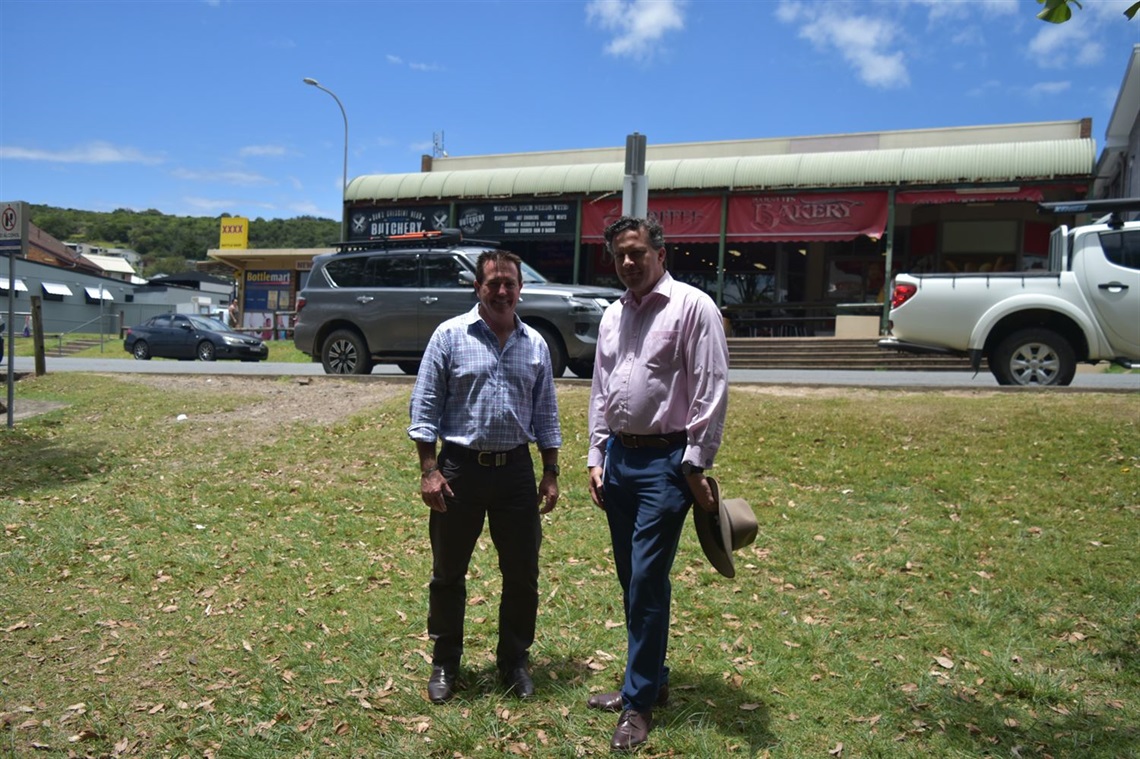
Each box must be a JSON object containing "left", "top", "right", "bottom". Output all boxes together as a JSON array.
[
  {"left": 81, "top": 253, "right": 137, "bottom": 275},
  {"left": 347, "top": 138, "right": 1095, "bottom": 203}
]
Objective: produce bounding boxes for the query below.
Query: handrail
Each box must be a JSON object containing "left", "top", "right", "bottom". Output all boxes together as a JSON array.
[{"left": 55, "top": 313, "right": 119, "bottom": 354}]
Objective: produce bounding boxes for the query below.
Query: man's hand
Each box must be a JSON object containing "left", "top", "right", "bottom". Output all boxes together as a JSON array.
[
  {"left": 686, "top": 473, "right": 717, "bottom": 513},
  {"left": 587, "top": 466, "right": 605, "bottom": 510},
  {"left": 420, "top": 470, "right": 454, "bottom": 513},
  {"left": 538, "top": 473, "right": 559, "bottom": 514}
]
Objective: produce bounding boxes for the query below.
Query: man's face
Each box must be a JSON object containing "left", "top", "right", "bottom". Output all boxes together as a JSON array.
[
  {"left": 611, "top": 227, "right": 666, "bottom": 298},
  {"left": 476, "top": 259, "right": 522, "bottom": 320}
]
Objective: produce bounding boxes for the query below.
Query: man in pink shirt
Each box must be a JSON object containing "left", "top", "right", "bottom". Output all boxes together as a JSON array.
[{"left": 586, "top": 215, "right": 729, "bottom": 752}]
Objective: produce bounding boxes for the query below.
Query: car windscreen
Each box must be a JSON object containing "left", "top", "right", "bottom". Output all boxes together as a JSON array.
[
  {"left": 188, "top": 316, "right": 231, "bottom": 332},
  {"left": 460, "top": 251, "right": 548, "bottom": 284}
]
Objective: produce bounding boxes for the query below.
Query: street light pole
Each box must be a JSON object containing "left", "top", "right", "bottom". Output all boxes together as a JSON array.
[{"left": 303, "top": 77, "right": 348, "bottom": 241}]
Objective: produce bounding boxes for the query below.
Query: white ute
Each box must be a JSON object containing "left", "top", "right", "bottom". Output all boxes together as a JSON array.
[{"left": 879, "top": 198, "right": 1140, "bottom": 386}]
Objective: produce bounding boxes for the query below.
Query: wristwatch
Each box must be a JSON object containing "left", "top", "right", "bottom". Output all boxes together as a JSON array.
[
  {"left": 543, "top": 463, "right": 561, "bottom": 477},
  {"left": 681, "top": 462, "right": 704, "bottom": 476}
]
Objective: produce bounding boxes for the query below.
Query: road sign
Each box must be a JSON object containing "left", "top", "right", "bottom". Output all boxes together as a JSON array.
[{"left": 1, "top": 202, "right": 21, "bottom": 240}]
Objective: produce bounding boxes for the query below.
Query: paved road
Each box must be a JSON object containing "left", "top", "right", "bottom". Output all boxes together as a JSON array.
[{"left": 4, "top": 355, "right": 1138, "bottom": 391}]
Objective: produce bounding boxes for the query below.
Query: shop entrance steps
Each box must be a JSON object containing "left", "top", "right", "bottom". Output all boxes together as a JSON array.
[{"left": 727, "top": 337, "right": 979, "bottom": 372}]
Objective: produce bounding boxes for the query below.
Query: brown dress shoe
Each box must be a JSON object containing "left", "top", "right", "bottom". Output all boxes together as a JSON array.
[
  {"left": 587, "top": 684, "right": 669, "bottom": 712},
  {"left": 610, "top": 709, "right": 653, "bottom": 752}
]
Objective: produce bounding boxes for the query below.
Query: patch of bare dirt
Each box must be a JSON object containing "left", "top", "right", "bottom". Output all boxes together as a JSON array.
[{"left": 111, "top": 375, "right": 406, "bottom": 441}]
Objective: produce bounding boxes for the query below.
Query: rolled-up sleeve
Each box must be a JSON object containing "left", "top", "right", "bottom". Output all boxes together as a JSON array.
[{"left": 407, "top": 330, "right": 449, "bottom": 443}]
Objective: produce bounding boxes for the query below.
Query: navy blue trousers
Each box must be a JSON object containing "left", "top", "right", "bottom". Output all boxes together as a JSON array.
[
  {"left": 428, "top": 446, "right": 540, "bottom": 672},
  {"left": 603, "top": 437, "right": 690, "bottom": 711}
]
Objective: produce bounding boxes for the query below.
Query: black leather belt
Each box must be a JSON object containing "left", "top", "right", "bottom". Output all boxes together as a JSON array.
[
  {"left": 614, "top": 431, "right": 686, "bottom": 449},
  {"left": 443, "top": 443, "right": 528, "bottom": 467}
]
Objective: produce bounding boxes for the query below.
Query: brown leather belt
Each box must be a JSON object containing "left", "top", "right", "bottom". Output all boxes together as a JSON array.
[
  {"left": 443, "top": 443, "right": 528, "bottom": 467},
  {"left": 614, "top": 431, "right": 686, "bottom": 449}
]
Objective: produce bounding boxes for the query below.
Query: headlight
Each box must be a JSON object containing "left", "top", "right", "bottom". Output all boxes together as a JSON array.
[
  {"left": 567, "top": 296, "right": 605, "bottom": 315},
  {"left": 222, "top": 335, "right": 245, "bottom": 346}
]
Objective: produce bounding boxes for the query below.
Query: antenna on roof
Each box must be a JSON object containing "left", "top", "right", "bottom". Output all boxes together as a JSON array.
[{"left": 433, "top": 131, "right": 448, "bottom": 159}]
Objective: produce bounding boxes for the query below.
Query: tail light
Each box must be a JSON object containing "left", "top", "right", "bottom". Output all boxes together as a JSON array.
[
  {"left": 295, "top": 295, "right": 306, "bottom": 316},
  {"left": 890, "top": 283, "right": 917, "bottom": 310}
]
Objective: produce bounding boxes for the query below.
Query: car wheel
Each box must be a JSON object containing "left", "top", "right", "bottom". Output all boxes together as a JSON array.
[
  {"left": 132, "top": 340, "right": 151, "bottom": 360},
  {"left": 396, "top": 361, "right": 421, "bottom": 376},
  {"left": 530, "top": 324, "right": 567, "bottom": 378},
  {"left": 197, "top": 341, "right": 217, "bottom": 362},
  {"left": 990, "top": 328, "right": 1076, "bottom": 387},
  {"left": 566, "top": 359, "right": 594, "bottom": 379},
  {"left": 322, "top": 329, "right": 373, "bottom": 375}
]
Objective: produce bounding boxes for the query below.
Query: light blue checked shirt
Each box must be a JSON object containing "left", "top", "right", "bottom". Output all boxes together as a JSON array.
[{"left": 408, "top": 306, "right": 562, "bottom": 452}]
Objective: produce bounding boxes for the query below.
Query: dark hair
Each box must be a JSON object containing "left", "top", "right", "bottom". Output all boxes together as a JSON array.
[
  {"left": 603, "top": 215, "right": 666, "bottom": 255},
  {"left": 475, "top": 249, "right": 523, "bottom": 284}
]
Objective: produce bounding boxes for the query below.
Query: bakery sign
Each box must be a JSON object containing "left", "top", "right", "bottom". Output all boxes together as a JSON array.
[
  {"left": 348, "top": 206, "right": 451, "bottom": 240},
  {"left": 456, "top": 203, "right": 576, "bottom": 239},
  {"left": 727, "top": 192, "right": 889, "bottom": 242}
]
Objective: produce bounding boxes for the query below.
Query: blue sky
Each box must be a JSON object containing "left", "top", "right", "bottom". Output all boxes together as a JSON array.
[{"left": 1, "top": 0, "right": 1137, "bottom": 222}]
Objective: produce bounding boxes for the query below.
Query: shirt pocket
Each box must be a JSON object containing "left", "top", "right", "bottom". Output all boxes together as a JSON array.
[{"left": 642, "top": 330, "right": 681, "bottom": 370}]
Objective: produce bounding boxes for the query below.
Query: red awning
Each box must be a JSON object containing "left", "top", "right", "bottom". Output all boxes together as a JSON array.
[
  {"left": 895, "top": 187, "right": 1045, "bottom": 205},
  {"left": 727, "top": 192, "right": 888, "bottom": 242},
  {"left": 581, "top": 196, "right": 722, "bottom": 242}
]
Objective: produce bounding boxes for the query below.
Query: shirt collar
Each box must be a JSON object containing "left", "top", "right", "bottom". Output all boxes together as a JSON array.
[
  {"left": 620, "top": 270, "right": 675, "bottom": 308},
  {"left": 463, "top": 304, "right": 524, "bottom": 333}
]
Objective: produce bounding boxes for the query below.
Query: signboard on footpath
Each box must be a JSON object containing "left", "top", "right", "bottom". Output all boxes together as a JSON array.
[{"left": 2, "top": 200, "right": 29, "bottom": 429}]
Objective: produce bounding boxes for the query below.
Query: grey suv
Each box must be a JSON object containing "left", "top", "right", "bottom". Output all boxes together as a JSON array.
[{"left": 293, "top": 230, "right": 622, "bottom": 377}]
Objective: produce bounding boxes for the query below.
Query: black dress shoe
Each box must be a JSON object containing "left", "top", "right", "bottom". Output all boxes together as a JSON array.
[
  {"left": 501, "top": 665, "right": 535, "bottom": 699},
  {"left": 427, "top": 664, "right": 458, "bottom": 704},
  {"left": 587, "top": 685, "right": 669, "bottom": 712},
  {"left": 610, "top": 709, "right": 653, "bottom": 752}
]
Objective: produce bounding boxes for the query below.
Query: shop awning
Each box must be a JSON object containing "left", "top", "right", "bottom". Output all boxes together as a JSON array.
[
  {"left": 0, "top": 276, "right": 28, "bottom": 292},
  {"left": 42, "top": 282, "right": 74, "bottom": 296},
  {"left": 896, "top": 187, "right": 1046, "bottom": 205},
  {"left": 84, "top": 286, "right": 114, "bottom": 301},
  {"left": 582, "top": 196, "right": 723, "bottom": 242},
  {"left": 727, "top": 192, "right": 889, "bottom": 242}
]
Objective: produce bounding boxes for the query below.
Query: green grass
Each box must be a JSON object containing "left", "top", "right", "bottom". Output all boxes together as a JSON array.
[{"left": 1, "top": 376, "right": 1137, "bottom": 758}]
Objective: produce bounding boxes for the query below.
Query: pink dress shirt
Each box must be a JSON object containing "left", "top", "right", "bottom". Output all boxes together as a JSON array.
[{"left": 587, "top": 271, "right": 729, "bottom": 470}]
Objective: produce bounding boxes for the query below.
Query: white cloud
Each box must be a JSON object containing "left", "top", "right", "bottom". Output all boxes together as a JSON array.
[
  {"left": 1028, "top": 80, "right": 1072, "bottom": 97},
  {"left": 387, "top": 53, "right": 443, "bottom": 72},
  {"left": 182, "top": 196, "right": 272, "bottom": 214},
  {"left": 902, "top": 0, "right": 1017, "bottom": 23},
  {"left": 1025, "top": 0, "right": 1122, "bottom": 69},
  {"left": 779, "top": 4, "right": 910, "bottom": 89},
  {"left": 172, "top": 168, "right": 273, "bottom": 186},
  {"left": 239, "top": 144, "right": 287, "bottom": 158},
  {"left": 0, "top": 141, "right": 163, "bottom": 164},
  {"left": 586, "top": 0, "right": 686, "bottom": 62}
]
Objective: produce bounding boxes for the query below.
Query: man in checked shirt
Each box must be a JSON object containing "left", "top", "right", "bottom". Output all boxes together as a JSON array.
[
  {"left": 587, "top": 216, "right": 729, "bottom": 752},
  {"left": 408, "top": 249, "right": 562, "bottom": 705}
]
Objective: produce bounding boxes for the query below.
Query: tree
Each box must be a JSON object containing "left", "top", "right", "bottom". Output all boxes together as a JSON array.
[{"left": 1036, "top": 0, "right": 1138, "bottom": 23}]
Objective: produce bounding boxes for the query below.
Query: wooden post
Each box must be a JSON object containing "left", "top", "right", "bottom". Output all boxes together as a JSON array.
[{"left": 30, "top": 295, "right": 45, "bottom": 376}]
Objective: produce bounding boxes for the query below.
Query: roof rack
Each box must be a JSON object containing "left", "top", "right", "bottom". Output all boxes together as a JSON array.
[
  {"left": 1038, "top": 198, "right": 1140, "bottom": 230},
  {"left": 331, "top": 228, "right": 501, "bottom": 253}
]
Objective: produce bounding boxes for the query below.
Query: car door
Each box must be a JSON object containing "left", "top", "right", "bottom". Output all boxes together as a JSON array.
[
  {"left": 351, "top": 254, "right": 421, "bottom": 353},
  {"left": 1082, "top": 228, "right": 1140, "bottom": 357},
  {"left": 418, "top": 253, "right": 478, "bottom": 345},
  {"left": 168, "top": 314, "right": 198, "bottom": 359}
]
